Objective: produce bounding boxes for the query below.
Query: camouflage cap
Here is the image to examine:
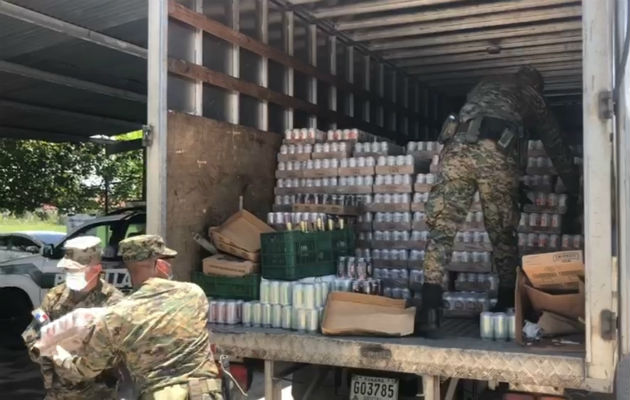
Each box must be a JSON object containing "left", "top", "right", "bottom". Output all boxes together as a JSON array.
[
  {"left": 58, "top": 236, "right": 102, "bottom": 270},
  {"left": 118, "top": 234, "right": 177, "bottom": 263}
]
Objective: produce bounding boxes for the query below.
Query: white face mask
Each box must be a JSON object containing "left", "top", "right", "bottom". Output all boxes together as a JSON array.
[{"left": 65, "top": 271, "right": 88, "bottom": 291}]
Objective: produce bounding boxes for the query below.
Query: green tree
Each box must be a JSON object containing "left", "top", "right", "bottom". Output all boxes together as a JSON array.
[{"left": 0, "top": 135, "right": 143, "bottom": 215}]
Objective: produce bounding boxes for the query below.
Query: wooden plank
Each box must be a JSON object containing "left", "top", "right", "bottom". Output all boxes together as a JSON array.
[
  {"left": 413, "top": 64, "right": 582, "bottom": 82},
  {"left": 396, "top": 42, "right": 582, "bottom": 68},
  {"left": 312, "top": 0, "right": 461, "bottom": 19},
  {"left": 166, "top": 112, "right": 281, "bottom": 280},
  {"left": 337, "top": 0, "right": 578, "bottom": 31},
  {"left": 409, "top": 53, "right": 582, "bottom": 74},
  {"left": 352, "top": 5, "right": 582, "bottom": 41},
  {"left": 168, "top": 0, "right": 419, "bottom": 119},
  {"left": 382, "top": 31, "right": 582, "bottom": 60},
  {"left": 369, "top": 20, "right": 582, "bottom": 51},
  {"left": 168, "top": 58, "right": 399, "bottom": 139}
]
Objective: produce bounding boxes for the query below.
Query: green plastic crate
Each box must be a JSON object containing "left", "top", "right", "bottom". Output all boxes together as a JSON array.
[
  {"left": 192, "top": 272, "right": 260, "bottom": 300},
  {"left": 261, "top": 230, "right": 336, "bottom": 280},
  {"left": 331, "top": 228, "right": 355, "bottom": 259}
]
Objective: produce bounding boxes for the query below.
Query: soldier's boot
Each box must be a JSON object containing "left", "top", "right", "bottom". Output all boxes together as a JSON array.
[
  {"left": 492, "top": 287, "right": 515, "bottom": 312},
  {"left": 417, "top": 283, "right": 443, "bottom": 338}
]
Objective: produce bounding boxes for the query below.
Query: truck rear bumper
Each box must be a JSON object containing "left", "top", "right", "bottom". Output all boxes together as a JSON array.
[{"left": 209, "top": 323, "right": 596, "bottom": 391}]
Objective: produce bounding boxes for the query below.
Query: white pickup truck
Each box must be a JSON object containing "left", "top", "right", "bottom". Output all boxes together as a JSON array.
[{"left": 0, "top": 210, "right": 141, "bottom": 346}]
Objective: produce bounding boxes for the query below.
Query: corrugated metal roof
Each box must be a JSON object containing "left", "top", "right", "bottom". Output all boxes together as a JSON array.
[
  {"left": 0, "top": 0, "right": 147, "bottom": 142},
  {"left": 299, "top": 0, "right": 583, "bottom": 100}
]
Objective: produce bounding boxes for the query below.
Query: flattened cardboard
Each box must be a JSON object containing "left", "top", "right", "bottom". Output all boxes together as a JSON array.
[
  {"left": 202, "top": 254, "right": 259, "bottom": 277},
  {"left": 338, "top": 166, "right": 375, "bottom": 176},
  {"left": 275, "top": 170, "right": 303, "bottom": 179},
  {"left": 375, "top": 165, "right": 415, "bottom": 175},
  {"left": 312, "top": 151, "right": 351, "bottom": 159},
  {"left": 334, "top": 185, "right": 373, "bottom": 194},
  {"left": 373, "top": 221, "right": 411, "bottom": 231},
  {"left": 322, "top": 292, "right": 415, "bottom": 336},
  {"left": 365, "top": 203, "right": 411, "bottom": 213},
  {"left": 210, "top": 210, "right": 274, "bottom": 261},
  {"left": 413, "top": 183, "right": 434, "bottom": 193},
  {"left": 538, "top": 311, "right": 584, "bottom": 336},
  {"left": 522, "top": 251, "right": 584, "bottom": 291},
  {"left": 373, "top": 184, "right": 413, "bottom": 194},
  {"left": 302, "top": 168, "right": 339, "bottom": 178},
  {"left": 278, "top": 153, "right": 310, "bottom": 162},
  {"left": 411, "top": 203, "right": 426, "bottom": 212},
  {"left": 524, "top": 280, "right": 584, "bottom": 320}
]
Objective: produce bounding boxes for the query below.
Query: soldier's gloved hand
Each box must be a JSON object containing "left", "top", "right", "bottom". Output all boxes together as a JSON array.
[{"left": 52, "top": 345, "right": 73, "bottom": 368}]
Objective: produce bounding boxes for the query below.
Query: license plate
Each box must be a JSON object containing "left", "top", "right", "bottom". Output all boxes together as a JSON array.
[{"left": 350, "top": 375, "right": 399, "bottom": 400}]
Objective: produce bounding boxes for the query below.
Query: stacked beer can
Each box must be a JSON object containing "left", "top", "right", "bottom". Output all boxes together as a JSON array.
[
  {"left": 519, "top": 140, "right": 584, "bottom": 255},
  {"left": 208, "top": 277, "right": 333, "bottom": 333}
]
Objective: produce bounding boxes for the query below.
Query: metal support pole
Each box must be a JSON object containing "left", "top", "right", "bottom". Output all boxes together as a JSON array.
[
  {"left": 307, "top": 24, "right": 317, "bottom": 128},
  {"left": 283, "top": 10, "right": 294, "bottom": 130},
  {"left": 226, "top": 0, "right": 240, "bottom": 124},
  {"left": 264, "top": 360, "right": 282, "bottom": 400},
  {"left": 377, "top": 63, "right": 385, "bottom": 127},
  {"left": 444, "top": 377, "right": 459, "bottom": 400},
  {"left": 403, "top": 76, "right": 409, "bottom": 136},
  {"left": 346, "top": 45, "right": 355, "bottom": 117},
  {"left": 363, "top": 55, "right": 371, "bottom": 123},
  {"left": 390, "top": 70, "right": 397, "bottom": 132},
  {"left": 146, "top": 0, "right": 168, "bottom": 237},
  {"left": 328, "top": 35, "right": 337, "bottom": 129},
  {"left": 192, "top": 0, "right": 203, "bottom": 116},
  {"left": 422, "top": 375, "right": 440, "bottom": 400},
  {"left": 256, "top": 0, "right": 269, "bottom": 131}
]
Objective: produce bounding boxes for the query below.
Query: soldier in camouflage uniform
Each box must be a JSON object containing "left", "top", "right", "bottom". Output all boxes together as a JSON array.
[
  {"left": 22, "top": 236, "right": 123, "bottom": 400},
  {"left": 420, "top": 66, "right": 578, "bottom": 334},
  {"left": 51, "top": 234, "right": 222, "bottom": 400}
]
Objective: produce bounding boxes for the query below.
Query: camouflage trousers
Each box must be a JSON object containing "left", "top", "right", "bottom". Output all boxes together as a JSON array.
[
  {"left": 140, "top": 378, "right": 223, "bottom": 400},
  {"left": 423, "top": 139, "right": 520, "bottom": 289}
]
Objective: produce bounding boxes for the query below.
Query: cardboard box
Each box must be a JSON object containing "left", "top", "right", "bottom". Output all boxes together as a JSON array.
[
  {"left": 373, "top": 184, "right": 413, "bottom": 194},
  {"left": 278, "top": 153, "right": 310, "bottom": 162},
  {"left": 522, "top": 251, "right": 584, "bottom": 291},
  {"left": 334, "top": 185, "right": 373, "bottom": 194},
  {"left": 202, "top": 254, "right": 259, "bottom": 277},
  {"left": 209, "top": 210, "right": 275, "bottom": 262},
  {"left": 321, "top": 292, "right": 415, "bottom": 336},
  {"left": 275, "top": 170, "right": 303, "bottom": 179},
  {"left": 375, "top": 165, "right": 416, "bottom": 175},
  {"left": 523, "top": 280, "right": 584, "bottom": 320},
  {"left": 312, "top": 150, "right": 351, "bottom": 159},
  {"left": 413, "top": 183, "right": 434, "bottom": 193},
  {"left": 515, "top": 268, "right": 585, "bottom": 348},
  {"left": 373, "top": 221, "right": 411, "bottom": 231},
  {"left": 445, "top": 261, "right": 492, "bottom": 273},
  {"left": 338, "top": 166, "right": 375, "bottom": 176},
  {"left": 302, "top": 168, "right": 339, "bottom": 178},
  {"left": 364, "top": 203, "right": 410, "bottom": 213},
  {"left": 411, "top": 203, "right": 426, "bottom": 212}
]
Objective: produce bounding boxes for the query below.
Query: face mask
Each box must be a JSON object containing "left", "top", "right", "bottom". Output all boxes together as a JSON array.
[
  {"left": 65, "top": 265, "right": 101, "bottom": 292},
  {"left": 155, "top": 259, "right": 173, "bottom": 280}
]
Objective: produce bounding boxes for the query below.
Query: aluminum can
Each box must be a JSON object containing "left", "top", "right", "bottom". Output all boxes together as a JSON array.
[
  {"left": 539, "top": 213, "right": 550, "bottom": 228},
  {"left": 216, "top": 301, "right": 227, "bottom": 324},
  {"left": 303, "top": 284, "right": 316, "bottom": 309},
  {"left": 507, "top": 312, "right": 516, "bottom": 341},
  {"left": 383, "top": 287, "right": 392, "bottom": 298},
  {"left": 493, "top": 312, "right": 509, "bottom": 341},
  {"left": 242, "top": 302, "right": 253, "bottom": 326},
  {"left": 295, "top": 308, "right": 308, "bottom": 332},
  {"left": 306, "top": 309, "right": 319, "bottom": 333},
  {"left": 320, "top": 282, "right": 330, "bottom": 305},
  {"left": 314, "top": 283, "right": 323, "bottom": 308},
  {"left": 392, "top": 288, "right": 402, "bottom": 299},
  {"left": 262, "top": 303, "right": 272, "bottom": 327},
  {"left": 278, "top": 282, "right": 292, "bottom": 306},
  {"left": 251, "top": 302, "right": 262, "bottom": 327},
  {"left": 551, "top": 214, "right": 561, "bottom": 229},
  {"left": 292, "top": 283, "right": 304, "bottom": 307},
  {"left": 208, "top": 301, "right": 218, "bottom": 323},
  {"left": 538, "top": 233, "right": 549, "bottom": 248},
  {"left": 480, "top": 312, "right": 494, "bottom": 340},
  {"left": 271, "top": 304, "right": 283, "bottom": 328},
  {"left": 527, "top": 233, "right": 538, "bottom": 248},
  {"left": 573, "top": 235, "right": 583, "bottom": 249},
  {"left": 518, "top": 233, "right": 527, "bottom": 248},
  {"left": 226, "top": 301, "right": 239, "bottom": 325},
  {"left": 549, "top": 234, "right": 559, "bottom": 249},
  {"left": 281, "top": 305, "right": 292, "bottom": 330},
  {"left": 337, "top": 257, "right": 347, "bottom": 277},
  {"left": 269, "top": 281, "right": 281, "bottom": 304},
  {"left": 528, "top": 213, "right": 539, "bottom": 228},
  {"left": 260, "top": 280, "right": 271, "bottom": 304}
]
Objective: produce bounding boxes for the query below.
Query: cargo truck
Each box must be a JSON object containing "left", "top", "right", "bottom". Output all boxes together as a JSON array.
[{"left": 1, "top": 0, "right": 629, "bottom": 398}]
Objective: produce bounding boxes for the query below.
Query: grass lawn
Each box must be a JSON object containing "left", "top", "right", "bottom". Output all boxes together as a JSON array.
[{"left": 0, "top": 219, "right": 66, "bottom": 233}]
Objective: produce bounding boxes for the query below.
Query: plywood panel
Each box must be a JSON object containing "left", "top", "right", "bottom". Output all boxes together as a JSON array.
[{"left": 167, "top": 111, "right": 281, "bottom": 280}]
